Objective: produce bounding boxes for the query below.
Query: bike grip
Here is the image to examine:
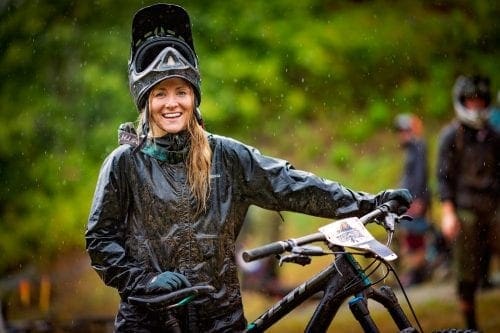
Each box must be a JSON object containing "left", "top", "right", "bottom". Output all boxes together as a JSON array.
[{"left": 242, "top": 241, "right": 289, "bottom": 262}]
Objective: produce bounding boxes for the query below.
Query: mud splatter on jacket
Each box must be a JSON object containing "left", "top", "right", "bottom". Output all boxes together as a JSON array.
[{"left": 86, "top": 124, "right": 385, "bottom": 332}]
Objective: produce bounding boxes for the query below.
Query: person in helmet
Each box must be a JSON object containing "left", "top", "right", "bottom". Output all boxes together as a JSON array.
[
  {"left": 393, "top": 114, "right": 431, "bottom": 287},
  {"left": 85, "top": 4, "right": 412, "bottom": 332},
  {"left": 437, "top": 74, "right": 500, "bottom": 330}
]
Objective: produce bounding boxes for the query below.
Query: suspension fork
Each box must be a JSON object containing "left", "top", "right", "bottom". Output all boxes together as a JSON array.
[
  {"left": 367, "top": 286, "right": 414, "bottom": 330},
  {"left": 348, "top": 277, "right": 416, "bottom": 332}
]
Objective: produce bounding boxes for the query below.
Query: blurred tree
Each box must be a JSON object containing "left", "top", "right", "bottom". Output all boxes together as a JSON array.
[{"left": 0, "top": 0, "right": 498, "bottom": 274}]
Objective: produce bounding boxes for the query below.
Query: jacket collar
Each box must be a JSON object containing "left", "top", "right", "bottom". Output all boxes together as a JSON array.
[
  {"left": 141, "top": 131, "right": 190, "bottom": 163},
  {"left": 117, "top": 122, "right": 190, "bottom": 163}
]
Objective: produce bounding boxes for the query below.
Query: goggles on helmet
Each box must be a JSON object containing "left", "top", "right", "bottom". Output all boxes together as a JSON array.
[{"left": 128, "top": 37, "right": 201, "bottom": 110}]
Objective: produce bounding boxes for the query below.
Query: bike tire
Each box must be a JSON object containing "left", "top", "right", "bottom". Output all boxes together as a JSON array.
[{"left": 432, "top": 329, "right": 480, "bottom": 333}]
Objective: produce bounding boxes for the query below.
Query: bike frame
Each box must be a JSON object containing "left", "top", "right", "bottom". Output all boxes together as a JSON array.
[{"left": 246, "top": 245, "right": 415, "bottom": 332}]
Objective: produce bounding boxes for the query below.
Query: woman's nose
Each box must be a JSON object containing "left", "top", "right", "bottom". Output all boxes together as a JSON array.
[{"left": 164, "top": 95, "right": 178, "bottom": 108}]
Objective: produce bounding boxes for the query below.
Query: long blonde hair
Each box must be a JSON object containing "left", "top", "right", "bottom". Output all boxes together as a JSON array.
[
  {"left": 186, "top": 114, "right": 212, "bottom": 213},
  {"left": 137, "top": 101, "right": 212, "bottom": 214}
]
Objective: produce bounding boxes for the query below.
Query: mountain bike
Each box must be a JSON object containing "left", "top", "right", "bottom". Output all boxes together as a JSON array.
[
  {"left": 130, "top": 201, "right": 468, "bottom": 332},
  {"left": 241, "top": 200, "right": 420, "bottom": 332}
]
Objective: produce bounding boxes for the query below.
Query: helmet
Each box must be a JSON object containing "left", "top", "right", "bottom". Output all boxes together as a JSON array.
[
  {"left": 394, "top": 113, "right": 423, "bottom": 137},
  {"left": 452, "top": 75, "right": 491, "bottom": 129},
  {"left": 128, "top": 4, "right": 202, "bottom": 116},
  {"left": 394, "top": 114, "right": 413, "bottom": 132}
]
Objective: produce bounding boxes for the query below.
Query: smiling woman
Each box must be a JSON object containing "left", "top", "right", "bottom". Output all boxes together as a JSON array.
[
  {"left": 84, "top": 3, "right": 412, "bottom": 332},
  {"left": 148, "top": 77, "right": 195, "bottom": 136}
]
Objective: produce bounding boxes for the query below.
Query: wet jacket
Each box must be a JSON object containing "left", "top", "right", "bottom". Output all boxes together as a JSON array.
[
  {"left": 437, "top": 120, "right": 500, "bottom": 212},
  {"left": 86, "top": 124, "right": 385, "bottom": 332}
]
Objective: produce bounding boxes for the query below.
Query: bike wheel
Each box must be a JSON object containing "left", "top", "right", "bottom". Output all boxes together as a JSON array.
[{"left": 432, "top": 329, "right": 480, "bottom": 333}]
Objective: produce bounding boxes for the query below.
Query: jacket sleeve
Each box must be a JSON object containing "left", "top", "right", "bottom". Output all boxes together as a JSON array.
[
  {"left": 436, "top": 125, "right": 458, "bottom": 203},
  {"left": 85, "top": 146, "right": 150, "bottom": 300},
  {"left": 226, "top": 138, "right": 380, "bottom": 218}
]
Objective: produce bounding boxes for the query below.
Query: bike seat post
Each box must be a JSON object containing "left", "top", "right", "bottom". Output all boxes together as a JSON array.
[{"left": 348, "top": 295, "right": 379, "bottom": 333}]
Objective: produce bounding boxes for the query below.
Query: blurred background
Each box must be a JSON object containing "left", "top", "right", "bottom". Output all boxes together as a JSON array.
[{"left": 0, "top": 0, "right": 498, "bottom": 332}]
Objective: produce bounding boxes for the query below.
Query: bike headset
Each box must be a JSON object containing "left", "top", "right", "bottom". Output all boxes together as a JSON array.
[
  {"left": 452, "top": 74, "right": 491, "bottom": 130},
  {"left": 128, "top": 3, "right": 204, "bottom": 144}
]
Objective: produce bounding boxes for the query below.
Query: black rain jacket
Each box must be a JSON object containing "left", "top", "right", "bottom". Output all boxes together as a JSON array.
[
  {"left": 86, "top": 124, "right": 385, "bottom": 332},
  {"left": 437, "top": 120, "right": 500, "bottom": 212}
]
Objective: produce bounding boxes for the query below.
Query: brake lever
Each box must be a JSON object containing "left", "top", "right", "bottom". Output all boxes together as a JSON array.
[
  {"left": 279, "top": 254, "right": 312, "bottom": 266},
  {"left": 377, "top": 212, "right": 413, "bottom": 232},
  {"left": 384, "top": 212, "right": 397, "bottom": 232},
  {"left": 383, "top": 215, "right": 412, "bottom": 247},
  {"left": 374, "top": 212, "right": 396, "bottom": 231},
  {"left": 397, "top": 215, "right": 413, "bottom": 223}
]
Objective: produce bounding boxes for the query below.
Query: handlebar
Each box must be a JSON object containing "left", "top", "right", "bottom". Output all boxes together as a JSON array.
[
  {"left": 242, "top": 233, "right": 325, "bottom": 262},
  {"left": 128, "top": 285, "right": 215, "bottom": 308},
  {"left": 242, "top": 200, "right": 406, "bottom": 263},
  {"left": 357, "top": 200, "right": 401, "bottom": 224}
]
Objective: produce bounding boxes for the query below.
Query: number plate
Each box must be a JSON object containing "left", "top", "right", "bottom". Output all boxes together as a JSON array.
[{"left": 319, "top": 217, "right": 397, "bottom": 261}]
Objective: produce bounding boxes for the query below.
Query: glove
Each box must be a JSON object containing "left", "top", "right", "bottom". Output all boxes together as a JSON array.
[
  {"left": 376, "top": 188, "right": 412, "bottom": 213},
  {"left": 145, "top": 271, "right": 192, "bottom": 294}
]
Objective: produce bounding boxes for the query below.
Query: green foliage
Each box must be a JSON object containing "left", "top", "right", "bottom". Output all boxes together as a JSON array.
[
  {"left": 0, "top": 0, "right": 498, "bottom": 274},
  {"left": 328, "top": 142, "right": 353, "bottom": 169}
]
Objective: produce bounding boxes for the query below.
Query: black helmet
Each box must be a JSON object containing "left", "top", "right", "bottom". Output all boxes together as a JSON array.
[
  {"left": 452, "top": 75, "right": 491, "bottom": 129},
  {"left": 128, "top": 4, "right": 202, "bottom": 116}
]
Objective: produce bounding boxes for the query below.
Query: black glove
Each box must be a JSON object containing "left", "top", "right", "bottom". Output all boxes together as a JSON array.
[
  {"left": 376, "top": 188, "right": 412, "bottom": 213},
  {"left": 145, "top": 271, "right": 192, "bottom": 294}
]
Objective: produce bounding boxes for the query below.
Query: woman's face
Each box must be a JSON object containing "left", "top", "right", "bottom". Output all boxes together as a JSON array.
[{"left": 149, "top": 77, "right": 195, "bottom": 136}]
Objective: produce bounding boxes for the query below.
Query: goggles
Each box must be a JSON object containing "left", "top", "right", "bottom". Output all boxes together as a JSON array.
[{"left": 131, "top": 36, "right": 198, "bottom": 74}]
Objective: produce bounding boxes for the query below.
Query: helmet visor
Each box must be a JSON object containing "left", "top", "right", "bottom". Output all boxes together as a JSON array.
[
  {"left": 131, "top": 46, "right": 199, "bottom": 84},
  {"left": 133, "top": 37, "right": 198, "bottom": 73}
]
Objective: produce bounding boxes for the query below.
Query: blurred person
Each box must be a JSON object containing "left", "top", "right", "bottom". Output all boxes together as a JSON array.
[
  {"left": 437, "top": 74, "right": 500, "bottom": 330},
  {"left": 393, "top": 113, "right": 432, "bottom": 287},
  {"left": 85, "top": 3, "right": 412, "bottom": 332}
]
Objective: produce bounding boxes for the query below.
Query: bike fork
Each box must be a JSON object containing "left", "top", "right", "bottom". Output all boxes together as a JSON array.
[
  {"left": 370, "top": 286, "right": 414, "bottom": 331},
  {"left": 349, "top": 295, "right": 379, "bottom": 333}
]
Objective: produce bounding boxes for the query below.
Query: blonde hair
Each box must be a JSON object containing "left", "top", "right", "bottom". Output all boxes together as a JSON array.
[
  {"left": 186, "top": 115, "right": 212, "bottom": 213},
  {"left": 137, "top": 97, "right": 212, "bottom": 214}
]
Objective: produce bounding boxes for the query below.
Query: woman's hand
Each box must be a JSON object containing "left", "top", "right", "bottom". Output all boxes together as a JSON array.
[{"left": 145, "top": 271, "right": 192, "bottom": 294}]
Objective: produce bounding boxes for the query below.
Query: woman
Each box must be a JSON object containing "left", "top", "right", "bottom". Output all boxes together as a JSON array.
[{"left": 85, "top": 4, "right": 411, "bottom": 332}]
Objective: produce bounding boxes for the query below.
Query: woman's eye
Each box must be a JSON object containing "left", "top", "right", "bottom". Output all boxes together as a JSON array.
[
  {"left": 153, "top": 91, "right": 165, "bottom": 97},
  {"left": 177, "top": 90, "right": 187, "bottom": 96}
]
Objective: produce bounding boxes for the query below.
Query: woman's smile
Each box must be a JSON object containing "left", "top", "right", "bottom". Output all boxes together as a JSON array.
[{"left": 149, "top": 77, "right": 195, "bottom": 136}]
